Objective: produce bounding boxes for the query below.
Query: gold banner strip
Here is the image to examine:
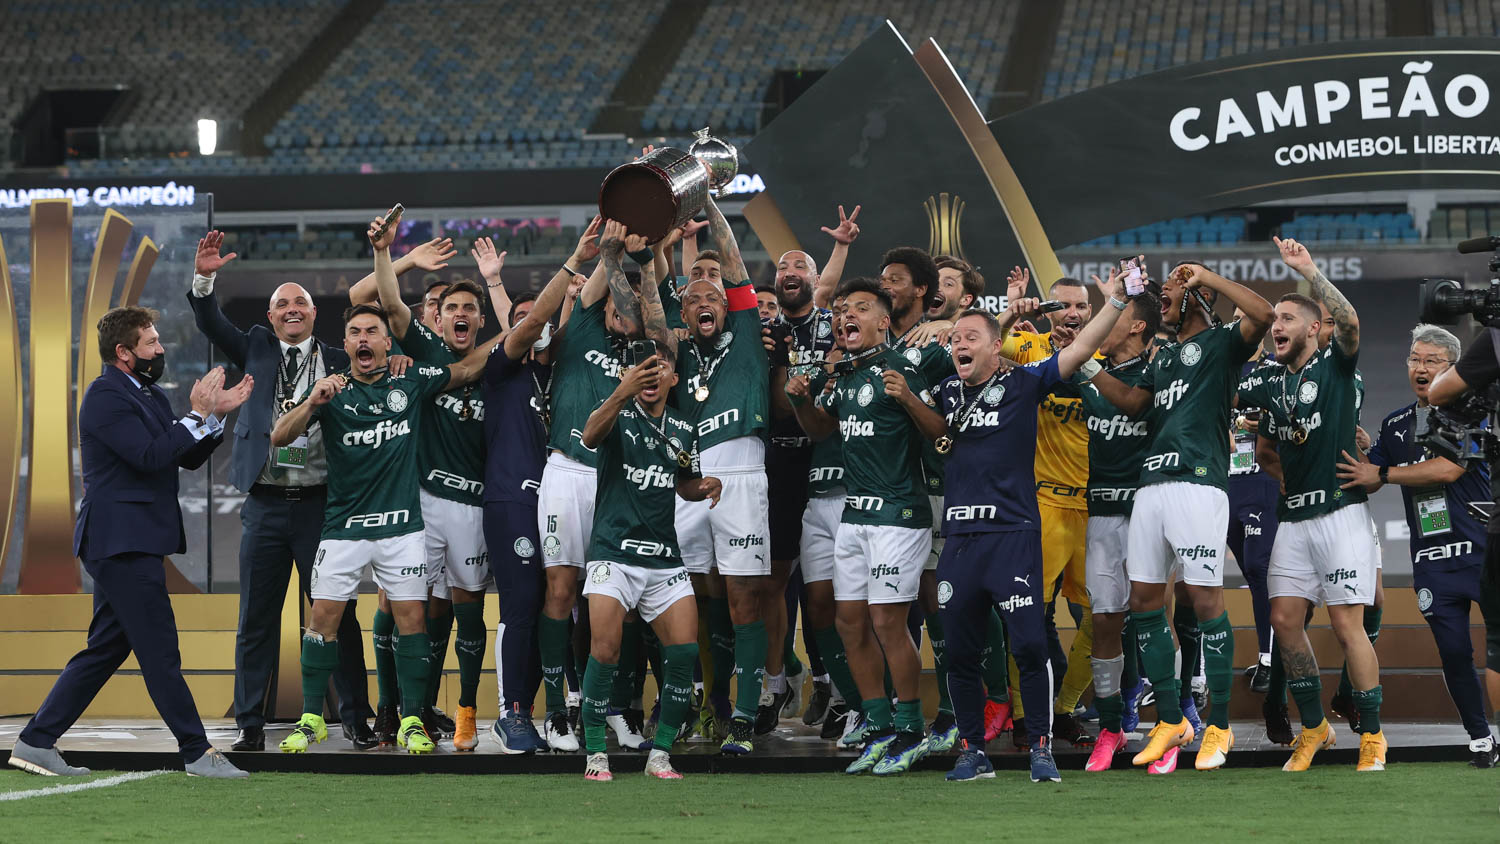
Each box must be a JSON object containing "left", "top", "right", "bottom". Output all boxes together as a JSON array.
[
  {"left": 911, "top": 39, "right": 1065, "bottom": 295},
  {"left": 119, "top": 237, "right": 159, "bottom": 308},
  {"left": 0, "top": 235, "right": 20, "bottom": 585},
  {"left": 19, "top": 199, "right": 80, "bottom": 593},
  {"left": 78, "top": 210, "right": 134, "bottom": 425},
  {"left": 741, "top": 192, "right": 803, "bottom": 263}
]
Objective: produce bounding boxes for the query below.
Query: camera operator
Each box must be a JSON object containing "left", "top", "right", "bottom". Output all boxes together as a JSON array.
[
  {"left": 1426, "top": 323, "right": 1500, "bottom": 739},
  {"left": 1339, "top": 325, "right": 1497, "bottom": 767}
]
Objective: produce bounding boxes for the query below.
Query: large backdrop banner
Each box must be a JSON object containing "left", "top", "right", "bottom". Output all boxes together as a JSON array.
[{"left": 745, "top": 27, "right": 1500, "bottom": 296}]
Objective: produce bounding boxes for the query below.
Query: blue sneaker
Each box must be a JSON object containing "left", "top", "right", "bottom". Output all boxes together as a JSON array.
[
  {"left": 491, "top": 710, "right": 542, "bottom": 754},
  {"left": 1179, "top": 696, "right": 1203, "bottom": 735},
  {"left": 844, "top": 730, "right": 896, "bottom": 774},
  {"left": 872, "top": 730, "right": 930, "bottom": 776},
  {"left": 1121, "top": 680, "right": 1143, "bottom": 733},
  {"left": 946, "top": 741, "right": 995, "bottom": 781},
  {"left": 1030, "top": 736, "right": 1061, "bottom": 782}
]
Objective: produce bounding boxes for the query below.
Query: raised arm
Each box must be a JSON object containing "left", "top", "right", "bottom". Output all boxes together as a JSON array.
[
  {"left": 347, "top": 237, "right": 457, "bottom": 305},
  {"left": 505, "top": 217, "right": 601, "bottom": 360},
  {"left": 597, "top": 220, "right": 643, "bottom": 333},
  {"left": 703, "top": 195, "right": 748, "bottom": 283},
  {"left": 1181, "top": 263, "right": 1273, "bottom": 347},
  {"left": 1275, "top": 236, "right": 1358, "bottom": 355},
  {"left": 187, "top": 231, "right": 251, "bottom": 368},
  {"left": 638, "top": 238, "right": 678, "bottom": 359},
  {"left": 814, "top": 204, "right": 860, "bottom": 308},
  {"left": 368, "top": 214, "right": 412, "bottom": 340},
  {"left": 472, "top": 236, "right": 513, "bottom": 332},
  {"left": 581, "top": 354, "right": 661, "bottom": 450},
  {"left": 1058, "top": 269, "right": 1126, "bottom": 377}
]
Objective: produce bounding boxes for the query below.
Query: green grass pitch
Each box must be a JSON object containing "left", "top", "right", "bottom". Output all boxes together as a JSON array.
[{"left": 2, "top": 763, "right": 1495, "bottom": 842}]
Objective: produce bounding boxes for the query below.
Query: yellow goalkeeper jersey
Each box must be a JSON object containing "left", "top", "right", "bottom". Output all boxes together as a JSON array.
[{"left": 1002, "top": 330, "right": 1090, "bottom": 510}]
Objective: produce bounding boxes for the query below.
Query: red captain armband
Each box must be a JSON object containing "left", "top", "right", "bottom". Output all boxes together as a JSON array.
[{"left": 725, "top": 283, "right": 758, "bottom": 312}]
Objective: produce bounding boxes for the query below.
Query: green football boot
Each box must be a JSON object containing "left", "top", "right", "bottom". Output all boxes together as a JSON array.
[{"left": 398, "top": 715, "right": 435, "bottom": 754}]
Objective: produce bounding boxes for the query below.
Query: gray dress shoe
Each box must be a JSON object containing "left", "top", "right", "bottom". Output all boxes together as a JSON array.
[
  {"left": 7, "top": 739, "right": 91, "bottom": 776},
  {"left": 184, "top": 748, "right": 249, "bottom": 779}
]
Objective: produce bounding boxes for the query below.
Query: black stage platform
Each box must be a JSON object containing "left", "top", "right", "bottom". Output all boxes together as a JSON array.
[{"left": 0, "top": 719, "right": 1476, "bottom": 775}]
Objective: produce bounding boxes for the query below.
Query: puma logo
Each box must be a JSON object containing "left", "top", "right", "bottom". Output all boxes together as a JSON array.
[
  {"left": 1205, "top": 642, "right": 1225, "bottom": 654},
  {"left": 1246, "top": 512, "right": 1261, "bottom": 522},
  {"left": 1014, "top": 575, "right": 1031, "bottom": 588},
  {"left": 1202, "top": 563, "right": 1217, "bottom": 575}
]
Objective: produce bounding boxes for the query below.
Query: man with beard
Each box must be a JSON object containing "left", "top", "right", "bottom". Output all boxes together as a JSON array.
[
  {"left": 879, "top": 246, "right": 966, "bottom": 749},
  {"left": 928, "top": 256, "right": 985, "bottom": 322},
  {"left": 757, "top": 211, "right": 859, "bottom": 732},
  {"left": 1237, "top": 237, "right": 1384, "bottom": 772},
  {"left": 938, "top": 271, "right": 1127, "bottom": 783},
  {"left": 1337, "top": 324, "right": 1498, "bottom": 768},
  {"left": 786, "top": 278, "right": 947, "bottom": 775},
  {"left": 666, "top": 195, "right": 773, "bottom": 755},
  {"left": 1087, "top": 261, "right": 1272, "bottom": 774},
  {"left": 997, "top": 268, "right": 1099, "bottom": 747},
  {"left": 481, "top": 218, "right": 600, "bottom": 752},
  {"left": 537, "top": 220, "right": 665, "bottom": 753}
]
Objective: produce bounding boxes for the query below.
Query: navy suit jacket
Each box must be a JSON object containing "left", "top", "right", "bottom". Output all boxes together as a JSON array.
[
  {"left": 73, "top": 366, "right": 223, "bottom": 559},
  {"left": 187, "top": 289, "right": 349, "bottom": 492}
]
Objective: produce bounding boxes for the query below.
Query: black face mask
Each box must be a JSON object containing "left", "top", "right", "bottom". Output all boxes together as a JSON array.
[{"left": 130, "top": 351, "right": 165, "bottom": 387}]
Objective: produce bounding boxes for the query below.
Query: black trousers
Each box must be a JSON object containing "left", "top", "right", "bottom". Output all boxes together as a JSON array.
[
  {"left": 234, "top": 490, "right": 371, "bottom": 728},
  {"left": 22, "top": 553, "right": 211, "bottom": 763}
]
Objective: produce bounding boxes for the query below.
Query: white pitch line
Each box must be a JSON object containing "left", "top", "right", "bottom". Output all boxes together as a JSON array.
[{"left": 0, "top": 769, "right": 171, "bottom": 801}]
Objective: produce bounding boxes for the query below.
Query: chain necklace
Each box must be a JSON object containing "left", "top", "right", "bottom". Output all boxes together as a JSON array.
[
  {"left": 633, "top": 399, "right": 692, "bottom": 469},
  {"left": 687, "top": 337, "right": 730, "bottom": 403},
  {"left": 1277, "top": 352, "right": 1317, "bottom": 445},
  {"left": 277, "top": 344, "right": 318, "bottom": 413},
  {"left": 936, "top": 370, "right": 1001, "bottom": 455},
  {"left": 530, "top": 363, "right": 553, "bottom": 429}
]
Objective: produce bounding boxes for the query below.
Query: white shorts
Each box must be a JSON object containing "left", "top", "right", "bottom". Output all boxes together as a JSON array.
[
  {"left": 1127, "top": 482, "right": 1227, "bottom": 588},
  {"left": 675, "top": 468, "right": 771, "bottom": 577},
  {"left": 311, "top": 531, "right": 427, "bottom": 602},
  {"left": 538, "top": 453, "right": 595, "bottom": 570},
  {"left": 583, "top": 561, "right": 694, "bottom": 623},
  {"left": 926, "top": 494, "right": 944, "bottom": 571},
  {"left": 1086, "top": 515, "right": 1131, "bottom": 614},
  {"left": 832, "top": 522, "right": 929, "bottom": 604},
  {"left": 1268, "top": 502, "right": 1378, "bottom": 607},
  {"left": 420, "top": 489, "right": 492, "bottom": 600},
  {"left": 799, "top": 492, "right": 844, "bottom": 584}
]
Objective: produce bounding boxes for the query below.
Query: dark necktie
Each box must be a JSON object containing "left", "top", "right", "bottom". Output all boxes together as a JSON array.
[{"left": 285, "top": 347, "right": 301, "bottom": 385}]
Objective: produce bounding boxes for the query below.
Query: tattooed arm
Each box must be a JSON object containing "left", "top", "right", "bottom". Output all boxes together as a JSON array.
[
  {"left": 638, "top": 240, "right": 677, "bottom": 359},
  {"left": 1276, "top": 236, "right": 1359, "bottom": 355},
  {"left": 598, "top": 219, "right": 642, "bottom": 334},
  {"left": 703, "top": 195, "right": 748, "bottom": 283}
]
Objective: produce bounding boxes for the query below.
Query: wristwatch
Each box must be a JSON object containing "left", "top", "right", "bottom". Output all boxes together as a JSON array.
[{"left": 1378, "top": 465, "right": 1389, "bottom": 483}]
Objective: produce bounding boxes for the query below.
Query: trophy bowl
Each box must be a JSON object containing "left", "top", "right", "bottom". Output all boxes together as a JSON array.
[
  {"left": 689, "top": 127, "right": 739, "bottom": 195},
  {"left": 597, "top": 146, "right": 709, "bottom": 244}
]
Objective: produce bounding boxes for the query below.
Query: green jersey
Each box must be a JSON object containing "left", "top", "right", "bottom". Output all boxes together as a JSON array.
[
  {"left": 1081, "top": 354, "right": 1152, "bottom": 517},
  {"left": 311, "top": 365, "right": 451, "bottom": 540},
  {"left": 815, "top": 346, "right": 932, "bottom": 528},
  {"left": 589, "top": 403, "right": 700, "bottom": 570},
  {"left": 1137, "top": 321, "right": 1258, "bottom": 491},
  {"left": 892, "top": 335, "right": 955, "bottom": 496},
  {"left": 806, "top": 370, "right": 845, "bottom": 495},
  {"left": 661, "top": 276, "right": 686, "bottom": 331},
  {"left": 399, "top": 322, "right": 486, "bottom": 507},
  {"left": 676, "top": 280, "right": 769, "bottom": 450},
  {"left": 547, "top": 297, "right": 624, "bottom": 467},
  {"left": 1237, "top": 341, "right": 1367, "bottom": 522}
]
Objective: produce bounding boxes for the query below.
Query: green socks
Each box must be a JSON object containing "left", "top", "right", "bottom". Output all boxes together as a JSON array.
[
  {"left": 300, "top": 634, "right": 341, "bottom": 717},
  {"left": 861, "top": 697, "right": 894, "bottom": 733},
  {"left": 1120, "top": 615, "right": 1140, "bottom": 692},
  {"left": 1267, "top": 646, "right": 1287, "bottom": 705},
  {"left": 1198, "top": 611, "right": 1234, "bottom": 730},
  {"left": 925, "top": 612, "right": 953, "bottom": 714},
  {"left": 1174, "top": 601, "right": 1201, "bottom": 697},
  {"left": 812, "top": 625, "right": 861, "bottom": 705},
  {"left": 452, "top": 602, "right": 485, "bottom": 709},
  {"left": 983, "top": 609, "right": 1010, "bottom": 703},
  {"left": 783, "top": 634, "right": 804, "bottom": 679},
  {"left": 612, "top": 619, "right": 641, "bottom": 710},
  {"left": 1352, "top": 684, "right": 1383, "bottom": 734},
  {"left": 581, "top": 656, "right": 615, "bottom": 754},
  {"left": 395, "top": 632, "right": 432, "bottom": 719},
  {"left": 538, "top": 615, "right": 571, "bottom": 713},
  {"left": 371, "top": 609, "right": 398, "bottom": 710},
  {"left": 1132, "top": 609, "right": 1182, "bottom": 722},
  {"left": 1288, "top": 673, "right": 1324, "bottom": 729},
  {"left": 894, "top": 698, "right": 924, "bottom": 734},
  {"left": 707, "top": 597, "right": 734, "bottom": 701},
  {"left": 732, "top": 620, "right": 768, "bottom": 720},
  {"left": 425, "top": 610, "right": 453, "bottom": 708},
  {"left": 654, "top": 643, "right": 699, "bottom": 751}
]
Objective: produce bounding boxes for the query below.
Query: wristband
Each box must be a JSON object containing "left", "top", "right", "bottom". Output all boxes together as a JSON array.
[
  {"left": 561, "top": 263, "right": 580, "bottom": 277},
  {"left": 628, "top": 248, "right": 655, "bottom": 266},
  {"left": 1108, "top": 297, "right": 1127, "bottom": 311},
  {"left": 1378, "top": 465, "right": 1389, "bottom": 484},
  {"left": 1077, "top": 359, "right": 1103, "bottom": 380}
]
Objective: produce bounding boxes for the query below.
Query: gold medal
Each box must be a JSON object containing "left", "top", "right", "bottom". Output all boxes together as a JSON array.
[
  {"left": 694, "top": 385, "right": 710, "bottom": 402},
  {"left": 677, "top": 450, "right": 692, "bottom": 469},
  {"left": 280, "top": 398, "right": 297, "bottom": 413},
  {"left": 459, "top": 405, "right": 472, "bottom": 421},
  {"left": 1289, "top": 425, "right": 1308, "bottom": 445},
  {"left": 934, "top": 436, "right": 953, "bottom": 455}
]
